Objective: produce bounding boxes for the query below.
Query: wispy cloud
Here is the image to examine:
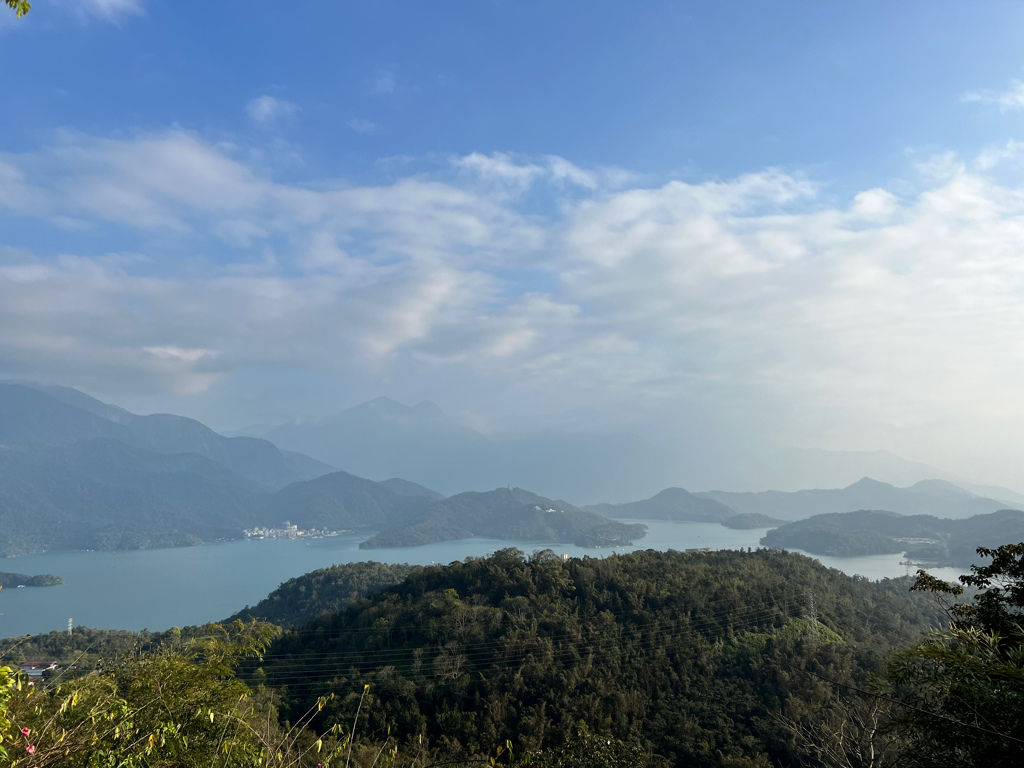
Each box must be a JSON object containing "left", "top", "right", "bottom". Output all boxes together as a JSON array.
[
  {"left": 54, "top": 0, "right": 145, "bottom": 22},
  {"left": 347, "top": 118, "right": 378, "bottom": 135},
  {"left": 5, "top": 133, "right": 1024, "bottom": 481},
  {"left": 962, "top": 79, "right": 1024, "bottom": 111},
  {"left": 246, "top": 95, "right": 298, "bottom": 124}
]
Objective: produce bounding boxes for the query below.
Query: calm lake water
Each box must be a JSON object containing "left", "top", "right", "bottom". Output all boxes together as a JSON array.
[{"left": 0, "top": 521, "right": 968, "bottom": 637}]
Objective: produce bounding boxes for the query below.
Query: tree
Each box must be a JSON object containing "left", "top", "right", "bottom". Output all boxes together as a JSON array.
[
  {"left": 5, "top": 1, "right": 30, "bottom": 18},
  {"left": 886, "top": 543, "right": 1024, "bottom": 767},
  {"left": 0, "top": 621, "right": 356, "bottom": 767}
]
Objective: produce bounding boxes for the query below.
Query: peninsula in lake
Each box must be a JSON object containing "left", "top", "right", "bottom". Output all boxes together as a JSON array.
[
  {"left": 761, "top": 508, "right": 1024, "bottom": 566},
  {"left": 0, "top": 572, "right": 62, "bottom": 588}
]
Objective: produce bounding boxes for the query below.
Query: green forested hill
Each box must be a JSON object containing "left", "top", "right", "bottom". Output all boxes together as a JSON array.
[
  {"left": 261, "top": 471, "right": 439, "bottom": 531},
  {"left": 359, "top": 487, "right": 646, "bottom": 549},
  {"left": 228, "top": 561, "right": 416, "bottom": 627},
  {"left": 257, "top": 547, "right": 942, "bottom": 767},
  {"left": 761, "top": 508, "right": 1024, "bottom": 564},
  {"left": 585, "top": 487, "right": 735, "bottom": 522}
]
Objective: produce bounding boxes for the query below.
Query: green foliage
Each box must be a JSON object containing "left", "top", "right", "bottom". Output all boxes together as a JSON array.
[
  {"left": 0, "top": 621, "right": 360, "bottom": 767},
  {"left": 0, "top": 665, "right": 14, "bottom": 759},
  {"left": 228, "top": 561, "right": 417, "bottom": 627},
  {"left": 524, "top": 723, "right": 650, "bottom": 768},
  {"left": 5, "top": 0, "right": 29, "bottom": 18},
  {"left": 260, "top": 547, "right": 942, "bottom": 766},
  {"left": 0, "top": 572, "right": 62, "bottom": 588},
  {"left": 887, "top": 543, "right": 1024, "bottom": 766}
]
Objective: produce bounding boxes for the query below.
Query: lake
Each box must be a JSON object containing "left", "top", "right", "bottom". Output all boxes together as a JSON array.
[{"left": 0, "top": 521, "right": 968, "bottom": 637}]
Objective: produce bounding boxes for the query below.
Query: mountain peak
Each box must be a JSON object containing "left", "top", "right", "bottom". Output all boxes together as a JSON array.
[{"left": 845, "top": 477, "right": 895, "bottom": 491}]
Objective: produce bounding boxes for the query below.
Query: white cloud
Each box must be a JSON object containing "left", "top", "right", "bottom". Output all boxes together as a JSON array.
[
  {"left": 452, "top": 152, "right": 626, "bottom": 196},
  {"left": 454, "top": 152, "right": 545, "bottom": 194},
  {"left": 849, "top": 188, "right": 898, "bottom": 221},
  {"left": 6, "top": 135, "right": 1024, "bottom": 483},
  {"left": 963, "top": 79, "right": 1024, "bottom": 111},
  {"left": 347, "top": 118, "right": 377, "bottom": 135},
  {"left": 247, "top": 95, "right": 298, "bottom": 124}
]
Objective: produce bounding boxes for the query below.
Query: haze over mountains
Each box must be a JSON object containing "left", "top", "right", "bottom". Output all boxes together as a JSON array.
[
  {"left": 699, "top": 477, "right": 1019, "bottom": 520},
  {"left": 241, "top": 397, "right": 1024, "bottom": 504},
  {"left": 1, "top": 381, "right": 1020, "bottom": 558},
  {"left": 0, "top": 383, "right": 647, "bottom": 555}
]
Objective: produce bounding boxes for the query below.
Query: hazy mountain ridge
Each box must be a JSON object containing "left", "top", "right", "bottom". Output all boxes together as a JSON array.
[
  {"left": 585, "top": 487, "right": 736, "bottom": 522},
  {"left": 0, "top": 384, "right": 336, "bottom": 554},
  {"left": 0, "top": 384, "right": 637, "bottom": 555},
  {"left": 242, "top": 397, "right": 1024, "bottom": 504},
  {"left": 699, "top": 476, "right": 1017, "bottom": 520},
  {"left": 1, "top": 382, "right": 334, "bottom": 490},
  {"left": 3, "top": 382, "right": 1017, "bottom": 558},
  {"left": 245, "top": 397, "right": 684, "bottom": 501}
]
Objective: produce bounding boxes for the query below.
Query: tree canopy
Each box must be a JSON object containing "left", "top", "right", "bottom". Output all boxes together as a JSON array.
[
  {"left": 5, "top": 1, "right": 29, "bottom": 18},
  {"left": 887, "top": 543, "right": 1024, "bottom": 767}
]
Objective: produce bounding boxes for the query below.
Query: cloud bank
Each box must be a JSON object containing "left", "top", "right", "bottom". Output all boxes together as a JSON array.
[{"left": 3, "top": 132, "right": 1024, "bottom": 483}]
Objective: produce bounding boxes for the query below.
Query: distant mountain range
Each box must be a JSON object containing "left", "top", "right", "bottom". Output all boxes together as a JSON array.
[
  {"left": 239, "top": 397, "right": 697, "bottom": 502},
  {"left": 1, "top": 382, "right": 333, "bottom": 489},
  {"left": 0, "top": 383, "right": 644, "bottom": 555},
  {"left": 697, "top": 477, "right": 1017, "bottom": 520},
  {"left": 3, "top": 382, "right": 1019, "bottom": 558},
  {"left": 239, "top": 397, "right": 1024, "bottom": 504}
]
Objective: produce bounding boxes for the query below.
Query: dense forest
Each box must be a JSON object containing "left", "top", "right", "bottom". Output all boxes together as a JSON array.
[
  {"left": 229, "top": 561, "right": 417, "bottom": 627},
  {"left": 255, "top": 548, "right": 944, "bottom": 766}
]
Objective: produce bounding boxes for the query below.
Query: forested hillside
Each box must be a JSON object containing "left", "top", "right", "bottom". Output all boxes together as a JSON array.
[
  {"left": 256, "top": 548, "right": 943, "bottom": 767},
  {"left": 762, "top": 508, "right": 1024, "bottom": 564},
  {"left": 585, "top": 487, "right": 735, "bottom": 522},
  {"left": 359, "top": 487, "right": 646, "bottom": 549},
  {"left": 228, "top": 561, "right": 416, "bottom": 627}
]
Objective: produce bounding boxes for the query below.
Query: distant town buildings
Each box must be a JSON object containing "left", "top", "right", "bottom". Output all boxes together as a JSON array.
[{"left": 243, "top": 523, "right": 345, "bottom": 540}]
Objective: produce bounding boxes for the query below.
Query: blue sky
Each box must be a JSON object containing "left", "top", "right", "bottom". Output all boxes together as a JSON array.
[{"left": 5, "top": 1, "right": 1024, "bottom": 487}]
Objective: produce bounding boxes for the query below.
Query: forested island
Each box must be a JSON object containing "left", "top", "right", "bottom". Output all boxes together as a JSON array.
[
  {"left": 0, "top": 571, "right": 62, "bottom": 587},
  {"left": 360, "top": 487, "right": 646, "bottom": 549},
  {"left": 721, "top": 512, "right": 788, "bottom": 529},
  {"left": 760, "top": 508, "right": 1024, "bottom": 565}
]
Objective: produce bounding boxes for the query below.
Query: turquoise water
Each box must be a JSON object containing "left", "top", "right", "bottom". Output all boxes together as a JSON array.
[{"left": 0, "top": 521, "right": 967, "bottom": 637}]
